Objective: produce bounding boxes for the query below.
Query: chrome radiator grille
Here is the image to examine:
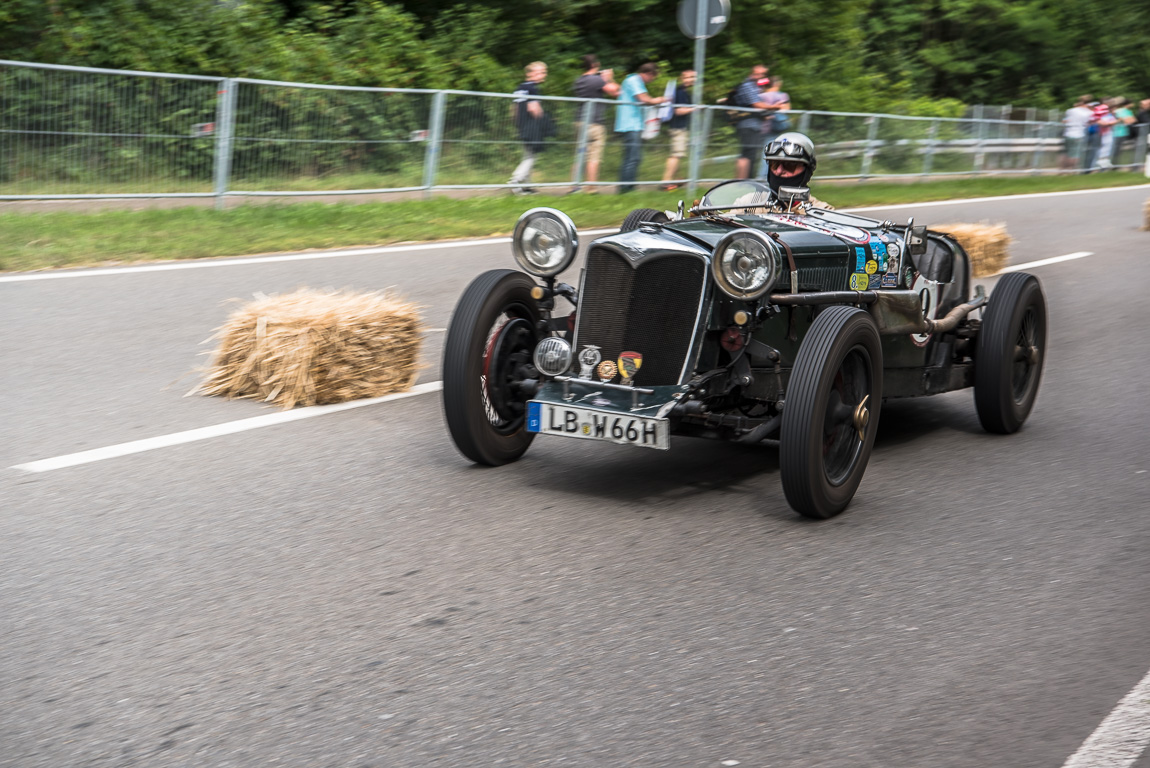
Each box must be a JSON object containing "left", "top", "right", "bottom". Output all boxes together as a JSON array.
[{"left": 575, "top": 247, "right": 706, "bottom": 385}]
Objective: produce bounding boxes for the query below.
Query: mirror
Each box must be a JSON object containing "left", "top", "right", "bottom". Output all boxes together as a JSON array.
[
  {"left": 778, "top": 185, "right": 810, "bottom": 204},
  {"left": 908, "top": 224, "right": 928, "bottom": 256}
]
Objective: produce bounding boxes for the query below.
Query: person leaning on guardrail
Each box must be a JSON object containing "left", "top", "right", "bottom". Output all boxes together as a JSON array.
[{"left": 614, "top": 62, "right": 667, "bottom": 194}]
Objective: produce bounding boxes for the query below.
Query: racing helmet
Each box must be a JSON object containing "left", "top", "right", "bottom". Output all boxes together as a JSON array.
[{"left": 763, "top": 132, "right": 817, "bottom": 193}]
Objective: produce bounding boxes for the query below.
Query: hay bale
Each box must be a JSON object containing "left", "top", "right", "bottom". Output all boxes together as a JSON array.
[
  {"left": 1143, "top": 198, "right": 1150, "bottom": 231},
  {"left": 931, "top": 222, "right": 1011, "bottom": 277},
  {"left": 199, "top": 288, "right": 423, "bottom": 409}
]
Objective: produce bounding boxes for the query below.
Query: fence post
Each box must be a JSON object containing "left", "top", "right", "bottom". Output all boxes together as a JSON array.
[
  {"left": 860, "top": 115, "right": 880, "bottom": 179},
  {"left": 973, "top": 106, "right": 987, "bottom": 174},
  {"left": 922, "top": 119, "right": 939, "bottom": 178},
  {"left": 798, "top": 110, "right": 811, "bottom": 135},
  {"left": 213, "top": 78, "right": 237, "bottom": 211},
  {"left": 1030, "top": 122, "right": 1045, "bottom": 175},
  {"left": 422, "top": 91, "right": 447, "bottom": 198},
  {"left": 1136, "top": 124, "right": 1149, "bottom": 175},
  {"left": 571, "top": 100, "right": 593, "bottom": 190}
]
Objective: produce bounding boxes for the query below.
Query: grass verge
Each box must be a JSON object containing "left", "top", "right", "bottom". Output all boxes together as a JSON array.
[{"left": 1, "top": 172, "right": 1146, "bottom": 272}]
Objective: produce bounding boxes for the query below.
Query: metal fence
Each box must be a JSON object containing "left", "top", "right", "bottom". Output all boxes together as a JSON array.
[{"left": 3, "top": 59, "right": 1147, "bottom": 207}]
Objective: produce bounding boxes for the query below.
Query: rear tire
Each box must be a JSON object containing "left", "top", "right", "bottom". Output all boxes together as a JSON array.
[
  {"left": 780, "top": 306, "right": 883, "bottom": 519},
  {"left": 974, "top": 272, "right": 1046, "bottom": 434},
  {"left": 443, "top": 270, "right": 541, "bottom": 465},
  {"left": 620, "top": 208, "right": 669, "bottom": 232}
]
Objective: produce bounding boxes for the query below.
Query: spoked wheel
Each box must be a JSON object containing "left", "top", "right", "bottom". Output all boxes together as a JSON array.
[
  {"left": 620, "top": 208, "right": 670, "bottom": 232},
  {"left": 780, "top": 306, "right": 883, "bottom": 519},
  {"left": 443, "top": 269, "right": 541, "bottom": 465},
  {"left": 974, "top": 272, "right": 1047, "bottom": 434}
]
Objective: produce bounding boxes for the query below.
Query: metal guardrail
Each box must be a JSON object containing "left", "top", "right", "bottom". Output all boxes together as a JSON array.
[{"left": 2, "top": 59, "right": 1147, "bottom": 207}]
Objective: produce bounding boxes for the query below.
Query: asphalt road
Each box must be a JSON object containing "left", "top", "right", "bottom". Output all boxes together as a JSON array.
[{"left": 2, "top": 186, "right": 1149, "bottom": 768}]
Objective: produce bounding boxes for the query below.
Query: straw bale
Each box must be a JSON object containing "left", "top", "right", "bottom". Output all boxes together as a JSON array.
[
  {"left": 931, "top": 222, "right": 1011, "bottom": 277},
  {"left": 199, "top": 288, "right": 423, "bottom": 409},
  {"left": 1143, "top": 198, "right": 1150, "bottom": 231}
]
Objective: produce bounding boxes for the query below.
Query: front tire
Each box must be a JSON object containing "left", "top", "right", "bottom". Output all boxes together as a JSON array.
[
  {"left": 780, "top": 306, "right": 883, "bottom": 519},
  {"left": 443, "top": 270, "right": 541, "bottom": 465},
  {"left": 620, "top": 208, "right": 669, "bottom": 232},
  {"left": 974, "top": 272, "right": 1046, "bottom": 434}
]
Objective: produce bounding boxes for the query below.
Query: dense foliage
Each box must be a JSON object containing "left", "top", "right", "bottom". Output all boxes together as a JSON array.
[{"left": 3, "top": 0, "right": 1148, "bottom": 112}]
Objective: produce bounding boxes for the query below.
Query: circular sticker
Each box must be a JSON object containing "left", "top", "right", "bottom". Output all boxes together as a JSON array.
[
  {"left": 849, "top": 272, "right": 870, "bottom": 291},
  {"left": 865, "top": 260, "right": 878, "bottom": 275}
]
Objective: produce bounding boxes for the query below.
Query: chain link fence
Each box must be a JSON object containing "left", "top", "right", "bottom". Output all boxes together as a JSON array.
[{"left": 3, "top": 59, "right": 1147, "bottom": 207}]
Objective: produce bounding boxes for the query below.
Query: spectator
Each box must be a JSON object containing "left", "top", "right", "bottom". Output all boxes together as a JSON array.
[
  {"left": 508, "top": 61, "right": 549, "bottom": 196},
  {"left": 1060, "top": 95, "right": 1093, "bottom": 171},
  {"left": 614, "top": 62, "right": 667, "bottom": 194},
  {"left": 660, "top": 69, "right": 696, "bottom": 190},
  {"left": 572, "top": 55, "right": 620, "bottom": 193},
  {"left": 1110, "top": 97, "right": 1137, "bottom": 165},
  {"left": 731, "top": 64, "right": 771, "bottom": 179},
  {"left": 757, "top": 77, "right": 792, "bottom": 177},
  {"left": 1091, "top": 100, "right": 1118, "bottom": 171},
  {"left": 1137, "top": 98, "right": 1150, "bottom": 129}
]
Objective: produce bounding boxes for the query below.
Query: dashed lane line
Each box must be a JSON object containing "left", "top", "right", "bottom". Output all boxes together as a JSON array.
[{"left": 3, "top": 249, "right": 1099, "bottom": 474}]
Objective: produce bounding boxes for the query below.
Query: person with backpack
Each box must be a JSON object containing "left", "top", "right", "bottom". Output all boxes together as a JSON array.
[{"left": 729, "top": 64, "right": 772, "bottom": 179}]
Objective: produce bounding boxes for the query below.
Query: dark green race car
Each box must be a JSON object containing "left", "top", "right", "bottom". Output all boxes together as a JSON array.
[{"left": 442, "top": 180, "right": 1046, "bottom": 519}]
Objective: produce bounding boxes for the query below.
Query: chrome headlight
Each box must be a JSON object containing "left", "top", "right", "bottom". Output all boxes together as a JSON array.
[
  {"left": 711, "top": 230, "right": 783, "bottom": 300},
  {"left": 513, "top": 208, "right": 579, "bottom": 277},
  {"left": 533, "top": 337, "right": 573, "bottom": 377}
]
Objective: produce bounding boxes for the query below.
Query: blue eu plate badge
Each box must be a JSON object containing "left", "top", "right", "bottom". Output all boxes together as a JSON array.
[{"left": 527, "top": 401, "right": 542, "bottom": 432}]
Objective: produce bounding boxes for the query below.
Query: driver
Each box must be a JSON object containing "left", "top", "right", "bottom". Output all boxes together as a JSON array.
[{"left": 761, "top": 132, "right": 834, "bottom": 212}]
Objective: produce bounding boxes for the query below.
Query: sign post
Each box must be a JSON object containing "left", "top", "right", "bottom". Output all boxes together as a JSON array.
[{"left": 678, "top": 0, "right": 729, "bottom": 201}]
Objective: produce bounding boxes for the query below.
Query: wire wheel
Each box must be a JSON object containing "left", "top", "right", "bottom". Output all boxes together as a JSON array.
[
  {"left": 780, "top": 306, "right": 883, "bottom": 519},
  {"left": 443, "top": 270, "right": 540, "bottom": 465}
]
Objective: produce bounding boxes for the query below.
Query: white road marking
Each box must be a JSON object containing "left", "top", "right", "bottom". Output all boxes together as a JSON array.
[
  {"left": 10, "top": 381, "right": 443, "bottom": 473},
  {"left": 1062, "top": 666, "right": 1150, "bottom": 768},
  {"left": 848, "top": 183, "right": 1150, "bottom": 213},
  {"left": 999, "top": 251, "right": 1094, "bottom": 273},
  {"left": 0, "top": 228, "right": 620, "bottom": 283}
]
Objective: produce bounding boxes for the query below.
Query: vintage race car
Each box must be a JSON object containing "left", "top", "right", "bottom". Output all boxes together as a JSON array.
[{"left": 442, "top": 180, "right": 1047, "bottom": 518}]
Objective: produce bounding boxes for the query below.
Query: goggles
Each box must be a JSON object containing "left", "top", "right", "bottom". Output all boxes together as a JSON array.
[{"left": 764, "top": 139, "right": 808, "bottom": 159}]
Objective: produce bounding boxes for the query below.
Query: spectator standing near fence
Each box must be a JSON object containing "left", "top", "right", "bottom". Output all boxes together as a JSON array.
[
  {"left": 1091, "top": 100, "right": 1118, "bottom": 171},
  {"left": 757, "top": 77, "right": 792, "bottom": 177},
  {"left": 614, "top": 63, "right": 667, "bottom": 194},
  {"left": 1061, "top": 95, "right": 1093, "bottom": 171},
  {"left": 732, "top": 64, "right": 771, "bottom": 179},
  {"left": 660, "top": 70, "right": 696, "bottom": 190},
  {"left": 573, "top": 55, "right": 620, "bottom": 193},
  {"left": 508, "top": 62, "right": 549, "bottom": 196},
  {"left": 1110, "top": 97, "right": 1136, "bottom": 165},
  {"left": 1137, "top": 98, "right": 1150, "bottom": 129}
]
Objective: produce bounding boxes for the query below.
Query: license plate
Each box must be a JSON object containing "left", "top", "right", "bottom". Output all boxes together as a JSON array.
[{"left": 527, "top": 402, "right": 669, "bottom": 450}]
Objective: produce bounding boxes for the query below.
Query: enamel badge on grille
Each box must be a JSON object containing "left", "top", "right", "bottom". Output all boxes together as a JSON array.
[
  {"left": 618, "top": 351, "right": 643, "bottom": 384},
  {"left": 597, "top": 360, "right": 618, "bottom": 382},
  {"left": 578, "top": 345, "right": 601, "bottom": 379}
]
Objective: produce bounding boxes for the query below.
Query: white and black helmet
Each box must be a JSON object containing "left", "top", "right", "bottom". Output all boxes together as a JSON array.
[{"left": 762, "top": 132, "right": 817, "bottom": 192}]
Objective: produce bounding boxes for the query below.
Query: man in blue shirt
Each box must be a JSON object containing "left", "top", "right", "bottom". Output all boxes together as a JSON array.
[{"left": 614, "top": 63, "right": 667, "bottom": 193}]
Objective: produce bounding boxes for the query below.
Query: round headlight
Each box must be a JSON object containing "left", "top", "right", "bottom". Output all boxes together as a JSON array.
[
  {"left": 533, "top": 337, "right": 573, "bottom": 377},
  {"left": 711, "top": 230, "right": 782, "bottom": 300},
  {"left": 513, "top": 208, "right": 579, "bottom": 277}
]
